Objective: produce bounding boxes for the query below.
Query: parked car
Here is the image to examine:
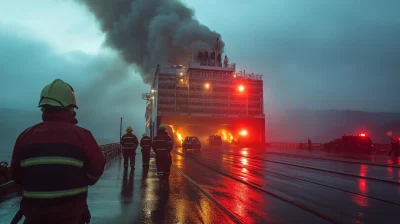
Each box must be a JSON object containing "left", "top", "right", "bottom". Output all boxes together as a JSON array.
[
  {"left": 206, "top": 135, "right": 222, "bottom": 147},
  {"left": 182, "top": 136, "right": 201, "bottom": 152}
]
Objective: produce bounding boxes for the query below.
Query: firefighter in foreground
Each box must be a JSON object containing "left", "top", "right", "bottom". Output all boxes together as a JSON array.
[
  {"left": 152, "top": 124, "right": 173, "bottom": 183},
  {"left": 140, "top": 132, "right": 152, "bottom": 167},
  {"left": 121, "top": 126, "right": 139, "bottom": 169},
  {"left": 10, "top": 79, "right": 106, "bottom": 223}
]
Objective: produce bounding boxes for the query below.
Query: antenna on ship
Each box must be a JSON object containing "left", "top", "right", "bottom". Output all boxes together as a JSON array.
[{"left": 213, "top": 38, "right": 220, "bottom": 55}]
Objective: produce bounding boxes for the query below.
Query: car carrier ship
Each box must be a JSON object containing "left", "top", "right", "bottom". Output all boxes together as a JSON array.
[{"left": 142, "top": 39, "right": 265, "bottom": 146}]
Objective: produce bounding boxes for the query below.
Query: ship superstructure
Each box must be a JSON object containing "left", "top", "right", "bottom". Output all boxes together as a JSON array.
[{"left": 142, "top": 39, "right": 265, "bottom": 145}]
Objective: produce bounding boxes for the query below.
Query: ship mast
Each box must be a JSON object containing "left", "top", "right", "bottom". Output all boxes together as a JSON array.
[
  {"left": 213, "top": 38, "right": 221, "bottom": 67},
  {"left": 213, "top": 38, "right": 220, "bottom": 55}
]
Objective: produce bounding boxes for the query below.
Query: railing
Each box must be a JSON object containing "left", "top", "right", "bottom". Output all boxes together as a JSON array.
[
  {"left": 158, "top": 110, "right": 264, "bottom": 117},
  {"left": 268, "top": 142, "right": 390, "bottom": 151},
  {"left": 189, "top": 61, "right": 236, "bottom": 71},
  {"left": 267, "top": 142, "right": 324, "bottom": 149},
  {"left": 0, "top": 143, "right": 121, "bottom": 200},
  {"left": 234, "top": 72, "right": 263, "bottom": 80},
  {"left": 100, "top": 143, "right": 121, "bottom": 161}
]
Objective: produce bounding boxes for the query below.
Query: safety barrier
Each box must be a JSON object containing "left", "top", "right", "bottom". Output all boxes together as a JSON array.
[
  {"left": 268, "top": 142, "right": 323, "bottom": 150},
  {"left": 0, "top": 142, "right": 122, "bottom": 200},
  {"left": 267, "top": 142, "right": 389, "bottom": 151},
  {"left": 268, "top": 142, "right": 298, "bottom": 149}
]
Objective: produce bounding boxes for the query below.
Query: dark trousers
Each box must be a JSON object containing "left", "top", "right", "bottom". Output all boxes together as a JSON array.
[
  {"left": 122, "top": 149, "right": 136, "bottom": 168},
  {"left": 155, "top": 151, "right": 172, "bottom": 180},
  {"left": 24, "top": 217, "right": 82, "bottom": 224},
  {"left": 141, "top": 148, "right": 151, "bottom": 166},
  {"left": 22, "top": 209, "right": 90, "bottom": 224}
]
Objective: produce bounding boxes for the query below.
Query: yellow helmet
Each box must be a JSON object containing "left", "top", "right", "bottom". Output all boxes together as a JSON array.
[
  {"left": 126, "top": 126, "right": 133, "bottom": 132},
  {"left": 142, "top": 132, "right": 147, "bottom": 137},
  {"left": 158, "top": 124, "right": 166, "bottom": 130},
  {"left": 39, "top": 79, "right": 78, "bottom": 109}
]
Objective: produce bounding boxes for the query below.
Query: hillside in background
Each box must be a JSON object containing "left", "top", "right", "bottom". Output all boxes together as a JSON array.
[
  {"left": 0, "top": 108, "right": 119, "bottom": 150},
  {"left": 266, "top": 109, "right": 400, "bottom": 143},
  {"left": 0, "top": 108, "right": 40, "bottom": 150}
]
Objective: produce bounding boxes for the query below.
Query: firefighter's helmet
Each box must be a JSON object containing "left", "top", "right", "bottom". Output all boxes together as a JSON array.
[
  {"left": 158, "top": 124, "right": 166, "bottom": 130},
  {"left": 142, "top": 132, "right": 147, "bottom": 137},
  {"left": 126, "top": 126, "right": 133, "bottom": 132},
  {"left": 39, "top": 79, "right": 78, "bottom": 109}
]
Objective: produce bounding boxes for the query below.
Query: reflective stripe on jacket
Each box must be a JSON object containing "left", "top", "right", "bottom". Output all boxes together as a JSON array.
[
  {"left": 152, "top": 131, "right": 173, "bottom": 153},
  {"left": 140, "top": 136, "right": 152, "bottom": 148},
  {"left": 121, "top": 132, "right": 139, "bottom": 149}
]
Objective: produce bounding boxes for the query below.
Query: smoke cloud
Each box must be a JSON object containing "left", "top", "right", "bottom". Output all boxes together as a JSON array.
[{"left": 75, "top": 0, "right": 225, "bottom": 83}]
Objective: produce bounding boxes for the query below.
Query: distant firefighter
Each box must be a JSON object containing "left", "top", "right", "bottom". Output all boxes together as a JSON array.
[
  {"left": 121, "top": 126, "right": 139, "bottom": 169},
  {"left": 152, "top": 124, "right": 173, "bottom": 184},
  {"left": 140, "top": 132, "right": 152, "bottom": 167},
  {"left": 308, "top": 138, "right": 312, "bottom": 150}
]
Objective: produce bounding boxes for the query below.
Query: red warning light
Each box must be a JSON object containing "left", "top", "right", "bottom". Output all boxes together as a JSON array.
[
  {"left": 240, "top": 129, "right": 247, "bottom": 136},
  {"left": 237, "top": 85, "right": 245, "bottom": 92},
  {"left": 359, "top": 133, "right": 366, "bottom": 137}
]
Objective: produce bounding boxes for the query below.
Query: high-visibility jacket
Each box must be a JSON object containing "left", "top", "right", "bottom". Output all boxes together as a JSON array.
[
  {"left": 121, "top": 132, "right": 138, "bottom": 150},
  {"left": 152, "top": 131, "right": 173, "bottom": 153},
  {"left": 10, "top": 110, "right": 106, "bottom": 220},
  {"left": 140, "top": 136, "right": 152, "bottom": 149}
]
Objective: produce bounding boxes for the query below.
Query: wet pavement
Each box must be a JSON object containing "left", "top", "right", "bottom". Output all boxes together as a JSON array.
[
  {"left": 179, "top": 146, "right": 400, "bottom": 224},
  {"left": 0, "top": 154, "right": 233, "bottom": 224},
  {"left": 1, "top": 146, "right": 400, "bottom": 223},
  {"left": 173, "top": 152, "right": 330, "bottom": 223}
]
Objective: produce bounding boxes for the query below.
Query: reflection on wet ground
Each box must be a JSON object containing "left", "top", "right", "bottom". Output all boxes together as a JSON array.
[
  {"left": 177, "top": 146, "right": 400, "bottom": 223},
  {"left": 0, "top": 155, "right": 232, "bottom": 224},
  {"left": 1, "top": 147, "right": 399, "bottom": 223}
]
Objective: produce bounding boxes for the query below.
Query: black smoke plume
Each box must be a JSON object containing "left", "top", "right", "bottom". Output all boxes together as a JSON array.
[{"left": 75, "top": 0, "right": 225, "bottom": 83}]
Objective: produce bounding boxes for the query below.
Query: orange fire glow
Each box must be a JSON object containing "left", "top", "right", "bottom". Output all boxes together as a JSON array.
[
  {"left": 169, "top": 125, "right": 183, "bottom": 142},
  {"left": 177, "top": 132, "right": 183, "bottom": 141},
  {"left": 218, "top": 129, "right": 234, "bottom": 143}
]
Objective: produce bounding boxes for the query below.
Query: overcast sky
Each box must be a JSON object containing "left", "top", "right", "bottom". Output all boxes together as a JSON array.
[{"left": 0, "top": 0, "right": 399, "bottom": 137}]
